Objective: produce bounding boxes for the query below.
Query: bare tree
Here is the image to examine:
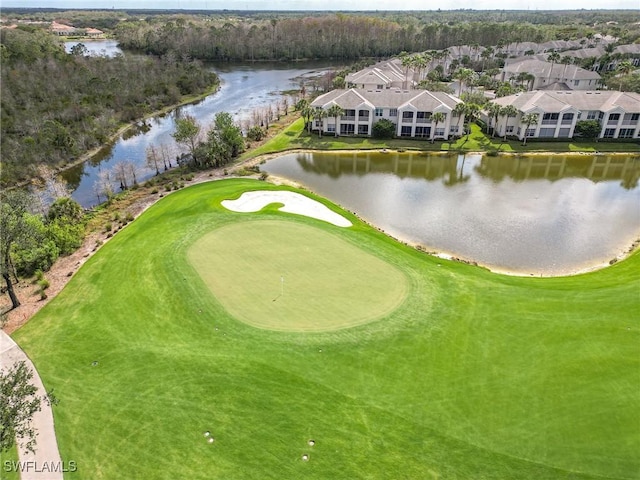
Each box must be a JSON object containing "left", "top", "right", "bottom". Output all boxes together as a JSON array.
[
  {"left": 146, "top": 145, "right": 161, "bottom": 175},
  {"left": 113, "top": 161, "right": 129, "bottom": 190}
]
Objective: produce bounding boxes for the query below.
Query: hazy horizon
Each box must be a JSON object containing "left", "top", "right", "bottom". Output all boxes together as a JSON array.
[{"left": 2, "top": 1, "right": 639, "bottom": 11}]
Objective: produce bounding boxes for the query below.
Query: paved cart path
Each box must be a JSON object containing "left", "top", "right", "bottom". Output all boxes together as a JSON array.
[{"left": 1, "top": 331, "right": 63, "bottom": 480}]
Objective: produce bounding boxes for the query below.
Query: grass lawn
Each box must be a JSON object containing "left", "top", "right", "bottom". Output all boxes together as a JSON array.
[
  {"left": 241, "top": 118, "right": 640, "bottom": 161},
  {"left": 0, "top": 444, "right": 21, "bottom": 480},
  {"left": 11, "top": 179, "right": 640, "bottom": 479},
  {"left": 188, "top": 219, "right": 408, "bottom": 332}
]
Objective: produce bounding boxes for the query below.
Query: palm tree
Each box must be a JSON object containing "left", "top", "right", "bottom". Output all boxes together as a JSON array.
[
  {"left": 326, "top": 104, "right": 344, "bottom": 137},
  {"left": 453, "top": 67, "right": 475, "bottom": 96},
  {"left": 547, "top": 51, "right": 561, "bottom": 84},
  {"left": 616, "top": 60, "right": 634, "bottom": 91},
  {"left": 521, "top": 113, "right": 538, "bottom": 145},
  {"left": 431, "top": 112, "right": 446, "bottom": 143},
  {"left": 313, "top": 108, "right": 328, "bottom": 137},
  {"left": 400, "top": 51, "right": 412, "bottom": 90},
  {"left": 301, "top": 104, "right": 315, "bottom": 134},
  {"left": 452, "top": 102, "right": 468, "bottom": 137},
  {"left": 480, "top": 47, "right": 493, "bottom": 71},
  {"left": 499, "top": 105, "right": 519, "bottom": 140},
  {"left": 485, "top": 102, "right": 502, "bottom": 137},
  {"left": 463, "top": 103, "right": 482, "bottom": 139},
  {"left": 560, "top": 56, "right": 574, "bottom": 82}
]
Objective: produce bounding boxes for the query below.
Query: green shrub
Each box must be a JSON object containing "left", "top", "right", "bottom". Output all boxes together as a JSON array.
[
  {"left": 47, "top": 220, "right": 84, "bottom": 255},
  {"left": 247, "top": 126, "right": 265, "bottom": 142},
  {"left": 372, "top": 119, "right": 396, "bottom": 139},
  {"left": 13, "top": 240, "right": 59, "bottom": 277}
]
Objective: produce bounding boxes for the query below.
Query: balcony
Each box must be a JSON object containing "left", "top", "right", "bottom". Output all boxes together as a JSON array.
[
  {"left": 340, "top": 115, "right": 355, "bottom": 121},
  {"left": 541, "top": 120, "right": 558, "bottom": 125},
  {"left": 561, "top": 119, "right": 573, "bottom": 125},
  {"left": 416, "top": 118, "right": 432, "bottom": 124},
  {"left": 358, "top": 116, "right": 369, "bottom": 122}
]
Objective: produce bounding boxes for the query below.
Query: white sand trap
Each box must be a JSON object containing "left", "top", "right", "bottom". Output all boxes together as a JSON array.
[{"left": 221, "top": 191, "right": 352, "bottom": 227}]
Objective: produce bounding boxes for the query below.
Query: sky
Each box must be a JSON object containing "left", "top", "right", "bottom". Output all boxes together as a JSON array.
[{"left": 2, "top": 0, "right": 639, "bottom": 11}]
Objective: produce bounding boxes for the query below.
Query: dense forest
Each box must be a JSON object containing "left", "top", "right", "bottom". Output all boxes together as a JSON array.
[
  {"left": 0, "top": 28, "right": 218, "bottom": 188},
  {"left": 114, "top": 16, "right": 587, "bottom": 62}
]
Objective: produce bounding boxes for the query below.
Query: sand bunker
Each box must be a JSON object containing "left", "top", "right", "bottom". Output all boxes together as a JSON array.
[{"left": 221, "top": 191, "right": 352, "bottom": 227}]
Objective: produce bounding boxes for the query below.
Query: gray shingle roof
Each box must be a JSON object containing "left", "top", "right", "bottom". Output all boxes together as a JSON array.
[
  {"left": 502, "top": 59, "right": 601, "bottom": 81},
  {"left": 492, "top": 90, "right": 640, "bottom": 113},
  {"left": 311, "top": 88, "right": 462, "bottom": 111}
]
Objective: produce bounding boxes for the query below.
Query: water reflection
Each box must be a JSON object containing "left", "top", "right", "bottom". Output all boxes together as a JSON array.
[
  {"left": 63, "top": 61, "right": 335, "bottom": 207},
  {"left": 293, "top": 151, "right": 640, "bottom": 189},
  {"left": 64, "top": 39, "right": 123, "bottom": 57},
  {"left": 263, "top": 152, "right": 640, "bottom": 274}
]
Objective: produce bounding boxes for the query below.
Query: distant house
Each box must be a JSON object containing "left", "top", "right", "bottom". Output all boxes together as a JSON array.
[
  {"left": 562, "top": 44, "right": 640, "bottom": 71},
  {"left": 310, "top": 88, "right": 464, "bottom": 140},
  {"left": 499, "top": 59, "right": 601, "bottom": 90},
  {"left": 486, "top": 90, "right": 640, "bottom": 140},
  {"left": 50, "top": 22, "right": 78, "bottom": 36},
  {"left": 50, "top": 22, "right": 104, "bottom": 38},
  {"left": 346, "top": 59, "right": 414, "bottom": 90},
  {"left": 85, "top": 28, "right": 105, "bottom": 38}
]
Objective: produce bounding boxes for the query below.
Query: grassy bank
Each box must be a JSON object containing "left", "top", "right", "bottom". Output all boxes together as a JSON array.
[
  {"left": 12, "top": 179, "right": 639, "bottom": 479},
  {"left": 241, "top": 117, "right": 640, "bottom": 161}
]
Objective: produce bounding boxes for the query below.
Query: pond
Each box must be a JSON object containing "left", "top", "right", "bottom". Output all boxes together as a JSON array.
[
  {"left": 64, "top": 39, "right": 123, "bottom": 57},
  {"left": 262, "top": 151, "right": 640, "bottom": 275},
  {"left": 61, "top": 61, "right": 335, "bottom": 207}
]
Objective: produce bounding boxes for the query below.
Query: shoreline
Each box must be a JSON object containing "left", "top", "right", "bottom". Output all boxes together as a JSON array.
[
  {"left": 261, "top": 171, "right": 640, "bottom": 279},
  {"left": 2, "top": 114, "right": 639, "bottom": 334},
  {"left": 3, "top": 81, "right": 220, "bottom": 192}
]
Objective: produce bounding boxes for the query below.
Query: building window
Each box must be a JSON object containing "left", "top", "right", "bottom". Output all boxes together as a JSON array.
[
  {"left": 542, "top": 113, "right": 559, "bottom": 125},
  {"left": 632, "top": 113, "right": 640, "bottom": 121},
  {"left": 607, "top": 113, "right": 620, "bottom": 125},
  {"left": 586, "top": 111, "right": 597, "bottom": 120},
  {"left": 358, "top": 110, "right": 370, "bottom": 119},
  {"left": 435, "top": 128, "right": 445, "bottom": 137},
  {"left": 358, "top": 124, "right": 369, "bottom": 135},
  {"left": 603, "top": 128, "right": 616, "bottom": 138},
  {"left": 389, "top": 108, "right": 398, "bottom": 117},
  {"left": 558, "top": 128, "right": 571, "bottom": 137},
  {"left": 574, "top": 80, "right": 580, "bottom": 86},
  {"left": 561, "top": 113, "right": 574, "bottom": 124},
  {"left": 618, "top": 128, "right": 635, "bottom": 138},
  {"left": 450, "top": 126, "right": 459, "bottom": 133},
  {"left": 340, "top": 124, "right": 355, "bottom": 135},
  {"left": 415, "top": 126, "right": 431, "bottom": 138},
  {"left": 374, "top": 108, "right": 384, "bottom": 117},
  {"left": 539, "top": 128, "right": 555, "bottom": 137},
  {"left": 327, "top": 124, "right": 336, "bottom": 133},
  {"left": 377, "top": 84, "right": 384, "bottom": 89},
  {"left": 341, "top": 109, "right": 356, "bottom": 120},
  {"left": 400, "top": 126, "right": 412, "bottom": 137},
  {"left": 525, "top": 128, "right": 536, "bottom": 137},
  {"left": 416, "top": 111, "right": 432, "bottom": 123},
  {"left": 506, "top": 126, "right": 514, "bottom": 134},
  {"left": 402, "top": 111, "right": 414, "bottom": 120}
]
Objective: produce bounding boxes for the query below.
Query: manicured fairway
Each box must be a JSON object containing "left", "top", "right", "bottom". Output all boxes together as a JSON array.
[
  {"left": 10, "top": 179, "right": 640, "bottom": 480},
  {"left": 188, "top": 220, "right": 409, "bottom": 331}
]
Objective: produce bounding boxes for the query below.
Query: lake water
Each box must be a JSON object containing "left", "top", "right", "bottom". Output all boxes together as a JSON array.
[
  {"left": 64, "top": 39, "right": 123, "bottom": 57},
  {"left": 263, "top": 151, "right": 640, "bottom": 275},
  {"left": 61, "top": 60, "right": 335, "bottom": 207}
]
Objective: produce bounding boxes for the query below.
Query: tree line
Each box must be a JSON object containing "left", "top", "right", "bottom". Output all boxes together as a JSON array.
[
  {"left": 0, "top": 27, "right": 219, "bottom": 188},
  {"left": 113, "top": 14, "right": 609, "bottom": 62}
]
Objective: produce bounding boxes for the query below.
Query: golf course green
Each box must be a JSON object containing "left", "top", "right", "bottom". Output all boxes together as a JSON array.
[{"left": 11, "top": 178, "right": 640, "bottom": 479}]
